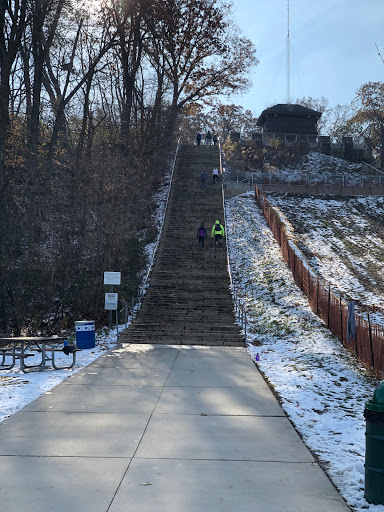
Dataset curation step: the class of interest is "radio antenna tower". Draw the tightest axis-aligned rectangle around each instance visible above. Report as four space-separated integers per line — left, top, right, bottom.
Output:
286 0 291 103
375 42 384 64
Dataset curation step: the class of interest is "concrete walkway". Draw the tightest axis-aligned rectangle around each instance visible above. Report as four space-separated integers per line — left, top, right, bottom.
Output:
0 345 350 511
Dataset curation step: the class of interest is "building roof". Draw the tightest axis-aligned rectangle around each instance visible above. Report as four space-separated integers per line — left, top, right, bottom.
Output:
257 103 322 126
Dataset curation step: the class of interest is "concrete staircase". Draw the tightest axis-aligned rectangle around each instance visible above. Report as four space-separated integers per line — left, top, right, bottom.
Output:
119 144 244 346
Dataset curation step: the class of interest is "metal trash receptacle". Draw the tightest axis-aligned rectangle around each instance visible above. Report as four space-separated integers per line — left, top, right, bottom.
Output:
364 381 384 505
75 320 95 349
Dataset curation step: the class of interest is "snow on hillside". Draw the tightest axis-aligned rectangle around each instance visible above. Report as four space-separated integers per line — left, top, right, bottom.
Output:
225 191 382 512
266 193 384 325
289 151 362 175
226 151 364 184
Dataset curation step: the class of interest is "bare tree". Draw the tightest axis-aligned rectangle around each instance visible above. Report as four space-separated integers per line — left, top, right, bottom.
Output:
27 0 66 174
0 0 27 191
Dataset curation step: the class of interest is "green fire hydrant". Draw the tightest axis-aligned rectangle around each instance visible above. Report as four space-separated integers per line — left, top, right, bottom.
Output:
364 381 384 505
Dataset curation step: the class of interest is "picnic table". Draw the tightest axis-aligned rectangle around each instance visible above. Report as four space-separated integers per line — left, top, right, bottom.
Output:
0 336 79 372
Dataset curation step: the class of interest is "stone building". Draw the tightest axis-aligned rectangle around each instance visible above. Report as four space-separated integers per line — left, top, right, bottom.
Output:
256 103 321 143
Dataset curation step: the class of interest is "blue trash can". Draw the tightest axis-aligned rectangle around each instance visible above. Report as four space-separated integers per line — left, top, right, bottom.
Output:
75 320 95 349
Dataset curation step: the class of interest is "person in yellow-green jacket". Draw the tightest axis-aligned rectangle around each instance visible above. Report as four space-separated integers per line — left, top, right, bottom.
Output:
211 220 224 248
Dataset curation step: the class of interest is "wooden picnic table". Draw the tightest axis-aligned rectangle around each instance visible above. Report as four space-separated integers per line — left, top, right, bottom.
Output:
0 336 79 372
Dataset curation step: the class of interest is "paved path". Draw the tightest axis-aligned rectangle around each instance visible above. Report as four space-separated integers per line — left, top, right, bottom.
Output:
0 344 350 511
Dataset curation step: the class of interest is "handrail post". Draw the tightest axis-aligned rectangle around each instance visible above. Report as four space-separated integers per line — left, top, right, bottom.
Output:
244 309 247 338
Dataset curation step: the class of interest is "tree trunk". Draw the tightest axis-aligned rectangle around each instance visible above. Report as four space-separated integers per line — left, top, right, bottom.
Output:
28 3 45 175
0 82 9 192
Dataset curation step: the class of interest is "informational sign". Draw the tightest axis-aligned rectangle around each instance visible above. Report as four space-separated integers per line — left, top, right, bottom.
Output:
104 272 121 285
105 292 118 310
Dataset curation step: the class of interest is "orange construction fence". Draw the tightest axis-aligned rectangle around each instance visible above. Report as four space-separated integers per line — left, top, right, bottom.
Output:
254 185 384 380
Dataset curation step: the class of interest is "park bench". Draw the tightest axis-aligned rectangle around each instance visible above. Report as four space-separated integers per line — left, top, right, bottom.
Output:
0 346 35 370
0 337 81 372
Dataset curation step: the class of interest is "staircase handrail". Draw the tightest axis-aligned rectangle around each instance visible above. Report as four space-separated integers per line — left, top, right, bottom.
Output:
362 160 384 175
219 138 247 338
122 137 182 326
141 136 182 291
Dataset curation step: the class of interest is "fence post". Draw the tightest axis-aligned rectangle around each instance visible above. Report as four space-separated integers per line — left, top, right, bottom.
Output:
244 309 247 338
316 280 319 315
292 251 296 280
340 296 343 343
368 313 375 371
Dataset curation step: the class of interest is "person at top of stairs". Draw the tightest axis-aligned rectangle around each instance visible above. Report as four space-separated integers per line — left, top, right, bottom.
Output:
205 130 212 146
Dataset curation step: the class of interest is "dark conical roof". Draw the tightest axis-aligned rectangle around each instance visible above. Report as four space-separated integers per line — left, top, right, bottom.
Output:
257 103 322 126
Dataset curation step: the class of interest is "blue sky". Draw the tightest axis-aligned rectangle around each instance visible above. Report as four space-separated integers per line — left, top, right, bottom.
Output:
229 0 384 115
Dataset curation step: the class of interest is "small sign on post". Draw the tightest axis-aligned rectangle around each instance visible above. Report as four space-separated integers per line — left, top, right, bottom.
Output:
104 272 121 285
104 271 121 340
105 292 118 310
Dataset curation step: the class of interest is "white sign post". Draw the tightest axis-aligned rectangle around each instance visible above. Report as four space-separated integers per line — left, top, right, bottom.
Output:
104 271 121 339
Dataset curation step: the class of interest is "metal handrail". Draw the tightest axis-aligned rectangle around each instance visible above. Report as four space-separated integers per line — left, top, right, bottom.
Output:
362 161 384 175
140 136 181 294
219 138 247 338
121 137 182 327
224 171 384 187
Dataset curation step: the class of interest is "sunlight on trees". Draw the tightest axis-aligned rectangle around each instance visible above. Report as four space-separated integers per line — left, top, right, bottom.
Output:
0 0 258 334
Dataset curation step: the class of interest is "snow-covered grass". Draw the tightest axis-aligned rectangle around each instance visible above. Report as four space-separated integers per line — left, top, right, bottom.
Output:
226 150 363 184
226 191 382 512
266 193 384 325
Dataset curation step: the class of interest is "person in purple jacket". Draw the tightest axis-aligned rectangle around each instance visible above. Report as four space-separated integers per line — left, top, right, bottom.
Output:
197 223 208 249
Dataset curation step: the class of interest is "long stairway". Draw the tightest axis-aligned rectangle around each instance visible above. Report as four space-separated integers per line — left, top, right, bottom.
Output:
119 144 244 346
